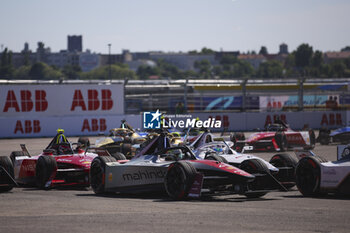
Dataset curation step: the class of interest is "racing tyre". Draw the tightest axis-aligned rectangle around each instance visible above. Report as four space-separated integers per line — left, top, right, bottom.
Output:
240 159 269 198
275 132 287 152
10 151 25 165
165 161 197 200
121 143 132 158
269 153 298 189
78 137 90 147
295 156 321 197
90 156 117 194
230 132 245 143
111 152 127 160
36 156 57 189
318 132 330 145
205 154 228 164
0 156 15 192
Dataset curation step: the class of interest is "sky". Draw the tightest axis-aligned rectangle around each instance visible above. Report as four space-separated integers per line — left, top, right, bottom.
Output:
1 0 350 54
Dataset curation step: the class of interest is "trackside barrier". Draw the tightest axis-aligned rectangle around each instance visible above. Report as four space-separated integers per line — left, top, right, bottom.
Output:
0 111 348 138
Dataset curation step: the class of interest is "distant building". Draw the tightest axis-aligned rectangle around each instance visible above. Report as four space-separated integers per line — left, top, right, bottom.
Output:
324 51 350 64
36 42 50 63
67 35 82 52
125 60 156 72
79 52 100 72
214 51 240 60
238 54 266 69
149 52 217 71
279 43 288 54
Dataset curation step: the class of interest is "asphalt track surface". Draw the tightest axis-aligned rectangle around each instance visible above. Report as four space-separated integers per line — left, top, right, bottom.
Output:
1 136 350 233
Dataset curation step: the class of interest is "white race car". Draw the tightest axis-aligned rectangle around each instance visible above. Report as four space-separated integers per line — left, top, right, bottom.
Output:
295 144 350 196
190 131 298 191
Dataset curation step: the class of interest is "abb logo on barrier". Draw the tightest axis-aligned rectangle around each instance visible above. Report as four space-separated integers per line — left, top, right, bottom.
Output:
14 120 41 134
321 113 342 126
3 90 48 112
71 89 113 111
267 101 282 109
81 118 107 132
2 89 114 113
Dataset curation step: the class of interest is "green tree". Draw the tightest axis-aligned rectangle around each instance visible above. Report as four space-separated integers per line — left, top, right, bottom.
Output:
200 47 215 55
157 59 182 78
311 50 323 67
194 59 212 78
83 63 137 80
295 43 313 68
28 62 63 80
13 65 31 79
341 46 350 52
259 46 268 55
62 65 82 79
137 65 160 79
0 48 14 78
219 55 254 78
256 60 283 78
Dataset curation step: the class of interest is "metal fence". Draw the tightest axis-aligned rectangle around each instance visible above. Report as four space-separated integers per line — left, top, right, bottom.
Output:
125 78 350 114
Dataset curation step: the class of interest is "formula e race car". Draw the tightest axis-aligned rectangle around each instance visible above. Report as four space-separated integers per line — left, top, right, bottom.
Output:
95 120 146 159
190 131 297 189
295 144 350 196
90 132 284 200
317 126 350 145
232 123 316 152
2 129 122 190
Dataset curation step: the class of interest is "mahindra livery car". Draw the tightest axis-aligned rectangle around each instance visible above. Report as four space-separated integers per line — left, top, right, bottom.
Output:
295 144 350 196
232 123 316 152
190 131 297 189
90 133 281 200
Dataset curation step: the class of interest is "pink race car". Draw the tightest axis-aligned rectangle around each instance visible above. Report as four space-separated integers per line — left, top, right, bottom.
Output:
231 123 316 152
0 130 125 192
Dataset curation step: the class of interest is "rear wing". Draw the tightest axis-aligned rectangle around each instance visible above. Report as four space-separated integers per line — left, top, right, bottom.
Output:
20 144 31 157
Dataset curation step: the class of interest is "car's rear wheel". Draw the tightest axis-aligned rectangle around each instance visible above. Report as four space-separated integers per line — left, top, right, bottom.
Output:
164 161 197 200
0 156 15 192
121 143 132 158
295 156 321 197
318 131 330 145
36 156 57 189
205 154 228 163
90 156 117 194
111 152 126 160
10 151 25 165
269 153 298 189
239 159 268 198
78 137 90 148
275 132 287 151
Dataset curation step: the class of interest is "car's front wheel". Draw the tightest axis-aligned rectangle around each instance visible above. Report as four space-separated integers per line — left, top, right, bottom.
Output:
239 159 268 198
36 156 57 189
90 156 117 194
0 156 15 192
164 161 197 200
295 156 321 197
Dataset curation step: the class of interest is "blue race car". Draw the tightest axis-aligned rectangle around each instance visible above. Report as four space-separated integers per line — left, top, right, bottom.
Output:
317 126 350 145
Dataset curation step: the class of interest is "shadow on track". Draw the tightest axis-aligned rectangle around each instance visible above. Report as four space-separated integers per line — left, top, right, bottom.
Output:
76 191 281 203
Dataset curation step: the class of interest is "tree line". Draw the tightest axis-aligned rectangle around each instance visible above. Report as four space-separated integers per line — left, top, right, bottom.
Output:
1 44 350 80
